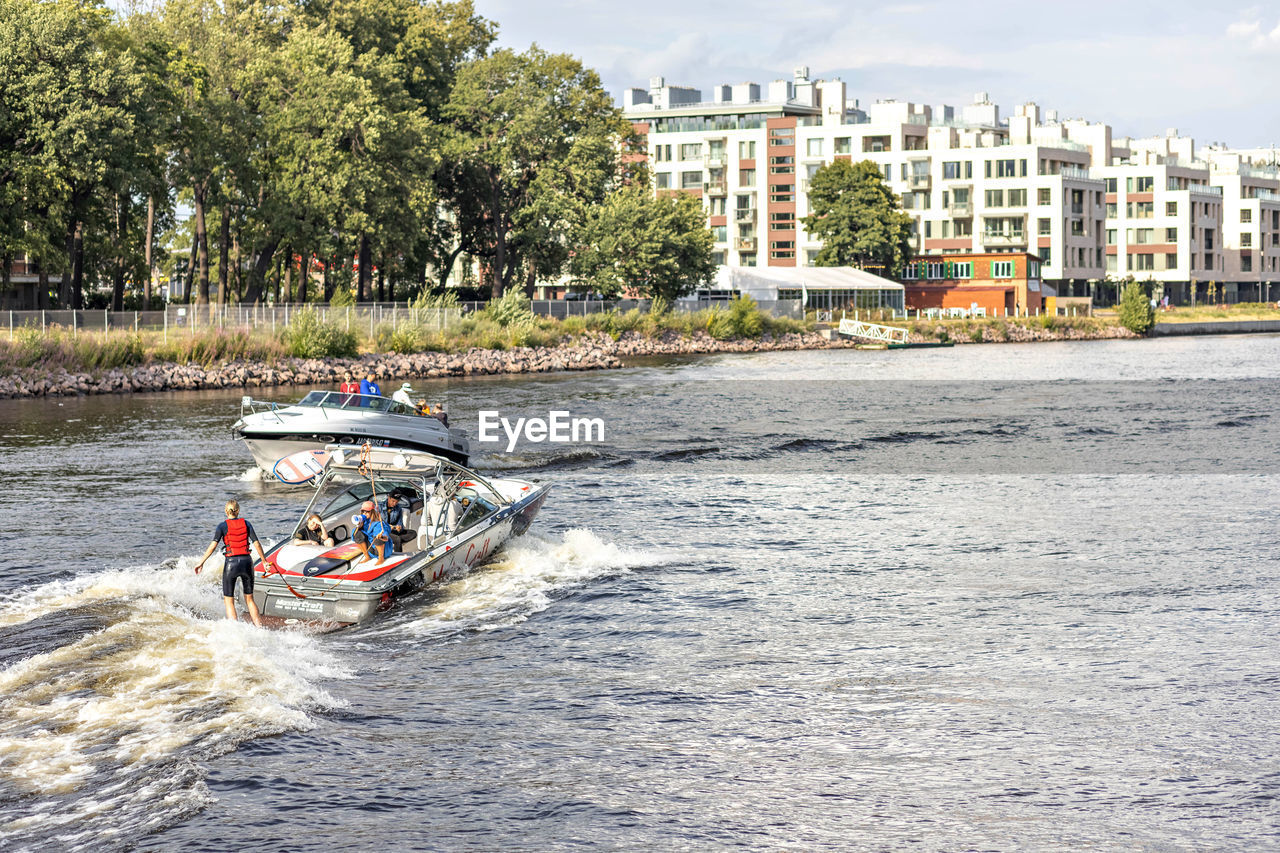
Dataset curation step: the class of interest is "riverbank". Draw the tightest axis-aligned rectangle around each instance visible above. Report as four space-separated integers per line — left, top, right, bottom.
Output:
0 330 859 398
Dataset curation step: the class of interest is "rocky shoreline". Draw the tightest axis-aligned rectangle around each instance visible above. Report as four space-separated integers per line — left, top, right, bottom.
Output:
0 323 1139 399
0 331 855 399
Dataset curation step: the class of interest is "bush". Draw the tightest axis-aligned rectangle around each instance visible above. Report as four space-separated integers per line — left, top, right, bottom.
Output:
283 306 358 358
329 287 356 307
484 289 537 329
1118 280 1155 335
728 295 764 338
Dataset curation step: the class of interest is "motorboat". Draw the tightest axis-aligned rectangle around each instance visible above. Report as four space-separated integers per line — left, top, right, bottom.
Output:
233 391 471 477
252 443 550 626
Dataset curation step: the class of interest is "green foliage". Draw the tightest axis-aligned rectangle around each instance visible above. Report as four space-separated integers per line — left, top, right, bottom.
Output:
438 46 633 296
282 306 358 357
1118 280 1155 335
571 184 716 302
483 288 537 329
330 286 356 307
802 160 915 275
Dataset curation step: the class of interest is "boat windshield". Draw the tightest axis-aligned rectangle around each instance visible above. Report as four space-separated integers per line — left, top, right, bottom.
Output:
294 391 420 416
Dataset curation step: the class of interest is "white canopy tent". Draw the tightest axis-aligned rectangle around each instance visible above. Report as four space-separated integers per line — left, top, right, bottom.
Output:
710 265 905 312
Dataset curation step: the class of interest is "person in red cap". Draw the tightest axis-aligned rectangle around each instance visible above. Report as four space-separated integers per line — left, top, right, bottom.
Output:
351 499 392 564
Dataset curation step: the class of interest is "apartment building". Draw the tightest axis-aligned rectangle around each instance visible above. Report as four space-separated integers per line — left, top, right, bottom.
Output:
623 70 1280 305
624 71 1104 301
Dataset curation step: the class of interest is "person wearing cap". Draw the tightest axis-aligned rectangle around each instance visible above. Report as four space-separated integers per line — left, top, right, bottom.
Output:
194 499 267 626
351 499 392 564
380 492 416 551
359 371 382 401
392 382 415 407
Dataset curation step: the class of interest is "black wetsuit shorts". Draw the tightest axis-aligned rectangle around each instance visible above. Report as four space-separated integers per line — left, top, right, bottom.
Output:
222 555 255 597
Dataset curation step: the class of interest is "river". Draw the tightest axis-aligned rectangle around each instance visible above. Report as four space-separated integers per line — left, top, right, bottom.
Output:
1 335 1279 850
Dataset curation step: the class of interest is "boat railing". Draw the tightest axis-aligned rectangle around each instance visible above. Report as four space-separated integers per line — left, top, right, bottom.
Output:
240 395 286 423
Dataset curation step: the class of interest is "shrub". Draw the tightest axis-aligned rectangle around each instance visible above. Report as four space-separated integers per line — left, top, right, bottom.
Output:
728 295 764 338
484 289 537 329
329 286 356 307
283 306 358 358
1118 280 1155 335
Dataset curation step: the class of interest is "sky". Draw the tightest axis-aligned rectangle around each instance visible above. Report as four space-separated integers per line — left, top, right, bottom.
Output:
476 0 1280 150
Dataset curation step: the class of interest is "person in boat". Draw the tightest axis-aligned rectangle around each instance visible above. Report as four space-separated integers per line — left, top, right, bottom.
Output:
352 499 392 564
193 499 267 627
359 371 382 403
339 371 359 402
392 382 415 407
293 513 335 547
381 492 416 551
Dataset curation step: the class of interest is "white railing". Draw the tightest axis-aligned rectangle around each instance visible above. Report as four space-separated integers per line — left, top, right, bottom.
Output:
837 318 909 344
4 304 460 336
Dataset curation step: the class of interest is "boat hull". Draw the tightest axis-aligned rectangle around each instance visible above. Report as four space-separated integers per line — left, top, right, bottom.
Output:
251 484 550 626
240 431 468 474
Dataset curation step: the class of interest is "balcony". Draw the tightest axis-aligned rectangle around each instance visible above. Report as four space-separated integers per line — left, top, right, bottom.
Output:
706 179 727 196
1071 203 1084 215
982 230 1027 246
704 153 727 169
948 202 973 217
908 173 931 189
734 207 757 223
735 237 756 251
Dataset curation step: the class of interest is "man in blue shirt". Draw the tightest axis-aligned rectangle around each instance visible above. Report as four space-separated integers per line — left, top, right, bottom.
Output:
359 371 382 402
352 500 393 564
381 492 416 551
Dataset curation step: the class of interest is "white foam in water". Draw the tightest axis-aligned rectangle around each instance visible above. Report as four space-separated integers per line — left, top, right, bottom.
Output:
0 559 353 847
391 528 670 638
224 466 264 482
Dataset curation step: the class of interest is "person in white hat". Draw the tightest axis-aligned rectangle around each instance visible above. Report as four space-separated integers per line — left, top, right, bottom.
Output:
392 382 415 406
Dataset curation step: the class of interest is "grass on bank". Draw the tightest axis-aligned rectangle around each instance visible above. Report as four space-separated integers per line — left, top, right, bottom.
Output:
0 296 810 373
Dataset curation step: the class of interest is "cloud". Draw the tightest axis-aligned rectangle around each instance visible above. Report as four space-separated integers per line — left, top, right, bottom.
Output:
1226 16 1280 49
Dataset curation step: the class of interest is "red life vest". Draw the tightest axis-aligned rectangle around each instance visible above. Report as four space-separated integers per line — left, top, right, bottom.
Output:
224 518 251 556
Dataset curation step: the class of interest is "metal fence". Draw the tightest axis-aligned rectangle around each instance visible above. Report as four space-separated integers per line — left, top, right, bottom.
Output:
3 304 460 338
3 296 805 339
458 298 804 320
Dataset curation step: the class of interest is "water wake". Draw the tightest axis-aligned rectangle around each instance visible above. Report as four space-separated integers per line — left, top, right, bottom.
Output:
0 560 352 849
223 466 264 482
388 529 669 639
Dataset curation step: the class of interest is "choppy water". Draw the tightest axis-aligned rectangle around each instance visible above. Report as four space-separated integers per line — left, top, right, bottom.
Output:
2 336 1280 850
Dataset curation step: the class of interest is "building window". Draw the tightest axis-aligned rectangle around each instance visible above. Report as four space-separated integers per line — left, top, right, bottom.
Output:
1242 255 1253 272
805 249 820 266
834 137 850 154
1038 188 1051 205
806 138 823 157
990 260 1013 278
1127 201 1154 218
769 128 794 146
1128 253 1155 271
1165 226 1177 242
1040 247 1052 266
740 253 756 267
1071 219 1085 236
712 225 727 242
985 189 1005 207
943 161 961 180
1241 209 1253 223
1166 201 1177 216
769 185 794 203
679 143 702 160
1242 233 1253 247
1127 228 1153 244
1165 253 1177 270
740 169 755 187
769 212 795 231
681 171 703 190
655 172 672 189
953 261 973 279
1128 176 1154 192
1008 189 1027 207
1104 177 1117 193
654 145 672 162
1038 218 1051 235
738 141 756 159
711 251 726 266
1106 228 1116 244
1106 202 1117 218
902 264 917 280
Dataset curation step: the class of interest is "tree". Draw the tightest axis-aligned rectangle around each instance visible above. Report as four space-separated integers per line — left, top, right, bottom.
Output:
570 184 715 302
801 159 914 274
438 46 633 298
1118 278 1155 335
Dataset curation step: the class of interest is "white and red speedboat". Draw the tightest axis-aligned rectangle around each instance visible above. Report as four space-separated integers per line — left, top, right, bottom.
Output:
252 444 549 626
